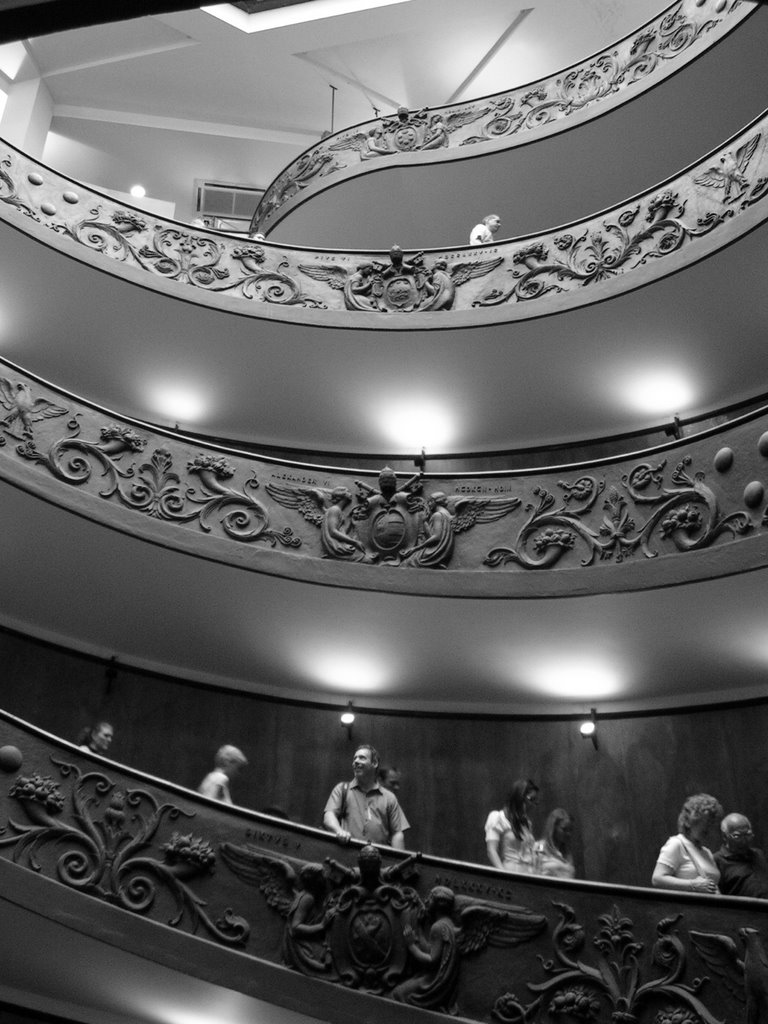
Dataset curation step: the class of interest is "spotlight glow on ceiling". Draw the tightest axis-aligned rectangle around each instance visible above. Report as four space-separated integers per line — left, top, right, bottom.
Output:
130 184 147 198
379 398 456 451
311 650 386 692
621 370 694 416
528 657 621 700
146 384 208 424
202 0 415 34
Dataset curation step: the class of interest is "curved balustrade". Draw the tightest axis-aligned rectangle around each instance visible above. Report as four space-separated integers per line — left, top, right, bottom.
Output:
2 106 768 328
2 357 768 599
0 709 766 1024
252 0 754 237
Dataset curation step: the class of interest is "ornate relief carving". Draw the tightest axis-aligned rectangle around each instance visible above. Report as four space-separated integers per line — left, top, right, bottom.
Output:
485 457 753 571
10 413 300 548
299 246 502 312
505 903 724 1024
0 378 68 439
221 841 546 1012
1 761 250 945
691 927 768 1023
252 0 746 233
267 467 520 567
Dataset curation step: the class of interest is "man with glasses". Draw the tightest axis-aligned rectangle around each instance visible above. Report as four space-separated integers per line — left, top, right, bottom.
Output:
714 813 768 898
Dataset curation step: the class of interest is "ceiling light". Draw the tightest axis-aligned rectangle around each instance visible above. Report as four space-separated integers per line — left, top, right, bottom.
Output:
146 384 208 425
379 398 455 451
130 184 147 198
621 370 694 416
202 0 415 34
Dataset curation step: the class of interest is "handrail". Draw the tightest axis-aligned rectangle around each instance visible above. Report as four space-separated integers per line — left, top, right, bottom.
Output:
1 354 768 598
2 103 768 328
0 707 765 1024
252 0 754 236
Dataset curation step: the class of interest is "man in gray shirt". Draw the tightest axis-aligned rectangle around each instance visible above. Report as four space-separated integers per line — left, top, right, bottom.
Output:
324 744 409 849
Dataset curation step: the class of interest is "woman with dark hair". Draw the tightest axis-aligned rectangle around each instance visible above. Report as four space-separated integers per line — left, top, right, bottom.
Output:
484 779 539 873
77 721 113 755
652 793 723 893
534 808 576 879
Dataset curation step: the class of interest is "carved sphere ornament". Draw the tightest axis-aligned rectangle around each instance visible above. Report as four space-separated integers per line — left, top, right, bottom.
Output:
0 746 22 772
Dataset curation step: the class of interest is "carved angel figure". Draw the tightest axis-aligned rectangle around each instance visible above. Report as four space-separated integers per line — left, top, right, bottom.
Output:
690 926 768 1024
0 379 68 439
265 482 370 561
220 843 336 977
329 126 391 161
694 133 761 203
392 884 547 1013
402 490 521 569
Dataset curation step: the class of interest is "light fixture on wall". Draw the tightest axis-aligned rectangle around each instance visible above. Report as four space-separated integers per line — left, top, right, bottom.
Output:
340 701 355 739
580 708 598 750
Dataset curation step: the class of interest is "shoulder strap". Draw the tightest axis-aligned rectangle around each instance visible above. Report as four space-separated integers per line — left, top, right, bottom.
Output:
340 781 348 821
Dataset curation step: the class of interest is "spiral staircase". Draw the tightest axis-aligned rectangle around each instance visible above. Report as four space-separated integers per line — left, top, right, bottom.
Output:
2 1 768 1022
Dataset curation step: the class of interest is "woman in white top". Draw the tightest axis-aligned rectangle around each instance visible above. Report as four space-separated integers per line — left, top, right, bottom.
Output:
534 808 576 880
485 779 539 873
652 793 723 893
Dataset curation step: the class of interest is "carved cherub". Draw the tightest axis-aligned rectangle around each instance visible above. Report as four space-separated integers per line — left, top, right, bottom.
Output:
690 927 768 1024
694 133 761 203
265 482 371 562
422 256 504 311
220 843 336 977
393 885 547 1013
402 490 521 569
329 125 391 160
0 379 68 439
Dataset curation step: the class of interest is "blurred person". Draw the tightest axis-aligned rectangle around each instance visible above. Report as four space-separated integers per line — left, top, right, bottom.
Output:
198 745 248 804
484 778 539 873
715 812 768 898
77 721 114 755
534 808 576 879
378 765 402 793
469 213 501 246
652 793 722 893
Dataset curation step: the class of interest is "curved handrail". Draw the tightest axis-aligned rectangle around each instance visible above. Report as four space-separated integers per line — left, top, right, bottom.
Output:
2 105 768 329
1 355 768 599
0 708 765 1024
252 0 753 236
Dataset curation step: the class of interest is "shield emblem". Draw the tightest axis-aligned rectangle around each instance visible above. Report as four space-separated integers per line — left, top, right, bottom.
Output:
371 508 407 552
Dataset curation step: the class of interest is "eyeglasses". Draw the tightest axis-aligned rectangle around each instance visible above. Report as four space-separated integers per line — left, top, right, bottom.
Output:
727 829 753 840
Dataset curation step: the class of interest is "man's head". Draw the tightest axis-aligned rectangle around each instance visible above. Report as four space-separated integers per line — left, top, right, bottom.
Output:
214 744 248 779
352 744 379 784
378 766 401 793
90 722 113 753
721 813 754 853
483 214 501 235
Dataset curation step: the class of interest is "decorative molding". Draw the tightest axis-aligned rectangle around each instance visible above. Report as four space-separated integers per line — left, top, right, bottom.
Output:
3 361 768 597
3 107 768 327
252 0 753 235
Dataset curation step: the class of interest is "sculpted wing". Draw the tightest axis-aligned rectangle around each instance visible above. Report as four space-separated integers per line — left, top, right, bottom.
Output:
328 132 369 154
219 842 299 917
735 133 760 172
455 894 547 954
694 166 727 190
29 398 68 422
452 496 521 534
445 107 491 132
0 378 17 411
265 482 329 527
689 930 745 1002
449 258 504 286
297 264 348 289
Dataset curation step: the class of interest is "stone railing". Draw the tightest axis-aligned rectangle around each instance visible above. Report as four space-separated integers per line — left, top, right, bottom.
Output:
251 0 753 236
3 103 768 328
3 357 768 599
1 709 766 1024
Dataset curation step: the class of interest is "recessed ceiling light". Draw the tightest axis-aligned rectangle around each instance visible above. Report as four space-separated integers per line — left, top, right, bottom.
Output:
130 184 147 198
378 398 456 451
146 384 208 424
621 370 694 416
